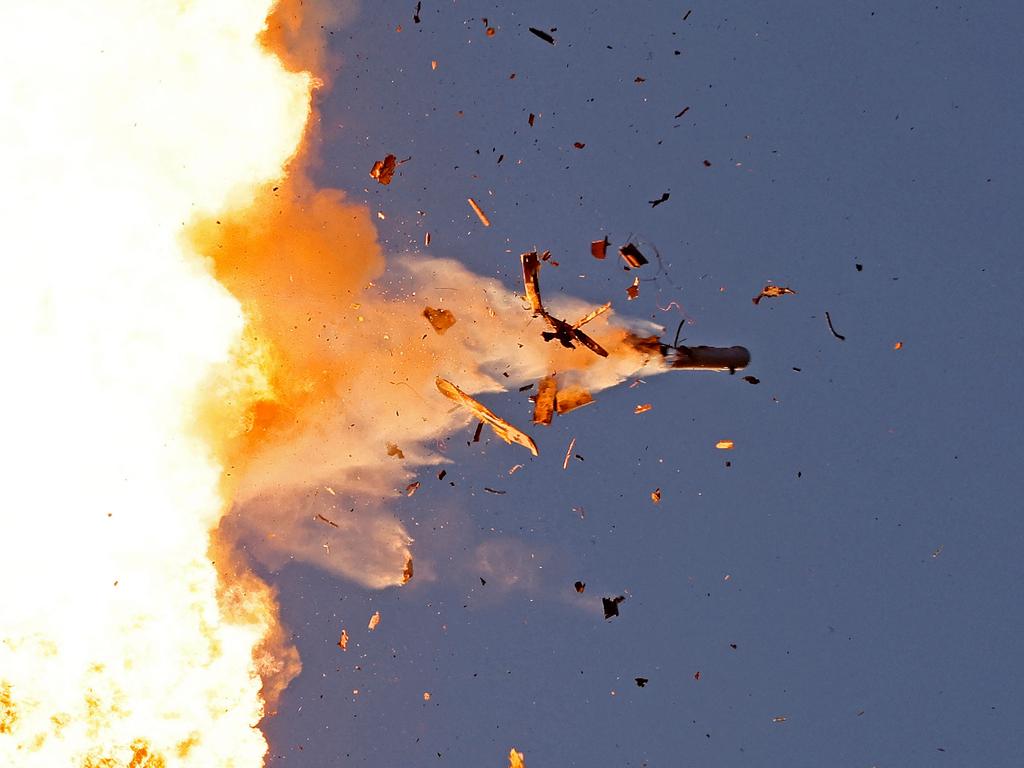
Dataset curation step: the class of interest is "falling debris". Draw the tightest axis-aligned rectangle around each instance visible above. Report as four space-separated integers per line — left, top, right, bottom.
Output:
423 691 431 701
627 276 640 300
602 595 626 619
715 440 735 450
472 421 484 443
528 26 555 44
825 311 846 340
508 748 527 768
634 76 646 84
369 154 398 185
752 284 796 305
521 251 609 356
528 112 535 127
484 487 507 495
555 386 593 414
574 581 586 593
424 231 432 245
368 611 381 631
413 1 421 23
634 403 652 414
573 142 586 149
562 437 576 470
423 306 457 334
337 629 349 651
742 375 760 385
894 341 903 350
651 488 661 504
386 442 405 459
648 192 670 207
402 557 414 584
405 481 421 496
590 236 610 259
619 242 649 268
436 377 539 456
533 376 557 425
316 513 339 528
635 677 649 688
467 197 491 227
674 106 691 118
772 716 788 724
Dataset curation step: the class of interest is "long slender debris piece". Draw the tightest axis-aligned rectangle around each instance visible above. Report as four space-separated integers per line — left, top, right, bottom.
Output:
467 197 491 227
626 334 751 372
436 377 539 456
521 250 544 315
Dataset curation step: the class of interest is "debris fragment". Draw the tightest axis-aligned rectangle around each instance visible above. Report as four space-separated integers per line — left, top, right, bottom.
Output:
648 192 670 207
619 242 649 268
751 284 796 305
467 197 491 227
423 691 431 701
533 376 557 425
590 235 610 259
825 311 846 340
437 469 447 480
634 403 652 414
574 581 586 593
674 106 691 118
627 276 640 300
316 513 339 528
634 76 646 84
683 9 693 20
555 385 593 414
562 437 576 470
715 440 735 450
436 377 539 456
386 442 405 459
694 671 700 680
742 375 760 385
369 154 398 185
528 27 555 44
573 142 586 149
423 306 457 334
521 251 610 356
635 677 649 687
508 464 524 474
368 611 381 631
509 748 526 768
528 112 535 127
337 629 349 651
402 557 414 584
893 341 903 350
413 2 421 23
424 231 432 245
484 487 507 495
772 715 788 724
651 488 661 504
472 421 484 443
405 481 421 496
602 595 625 619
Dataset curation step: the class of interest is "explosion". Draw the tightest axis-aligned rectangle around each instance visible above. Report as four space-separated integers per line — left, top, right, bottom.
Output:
1 2 744 765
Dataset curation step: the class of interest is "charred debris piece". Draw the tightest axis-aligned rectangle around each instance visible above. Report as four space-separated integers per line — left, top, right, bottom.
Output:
369 153 406 185
603 595 626 619
531 375 594 426
521 250 610 357
436 377 539 456
423 306 456 334
619 242 649 269
590 235 610 259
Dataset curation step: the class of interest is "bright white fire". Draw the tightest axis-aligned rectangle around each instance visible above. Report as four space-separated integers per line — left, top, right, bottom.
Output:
0 1 311 764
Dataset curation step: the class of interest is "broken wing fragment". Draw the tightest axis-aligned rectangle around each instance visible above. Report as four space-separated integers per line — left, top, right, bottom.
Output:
436 377 539 456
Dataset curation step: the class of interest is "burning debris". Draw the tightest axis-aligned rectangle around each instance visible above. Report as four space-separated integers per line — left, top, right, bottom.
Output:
521 251 610 357
467 197 491 227
423 306 457 334
590 235 610 259
369 153 398 185
626 276 640 300
402 557 414 584
436 377 538 456
752 284 796 305
619 242 649 268
368 611 381 631
338 629 349 651
509 748 527 768
532 376 594 425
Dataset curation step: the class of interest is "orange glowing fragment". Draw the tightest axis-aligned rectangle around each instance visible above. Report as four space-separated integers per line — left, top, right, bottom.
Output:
533 376 557 425
634 403 652 414
509 748 526 768
627 276 640 300
338 629 349 651
435 377 538 456
894 341 903 350
651 488 661 504
368 611 381 631
402 557 414 584
752 284 796 305
369 154 398 185
423 691 432 701
431 60 438 70
591 235 610 259
405 481 421 497
555 385 593 415
715 440 735 450
387 442 405 459
467 197 491 227
423 306 457 334
772 715 788 723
